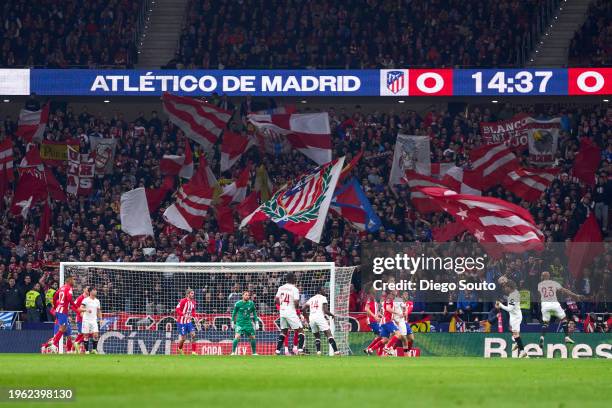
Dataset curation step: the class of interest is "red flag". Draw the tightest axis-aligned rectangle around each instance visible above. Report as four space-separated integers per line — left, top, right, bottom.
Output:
216 206 235 233
441 166 483 195
249 221 266 241
432 221 467 242
572 138 601 186
237 191 260 218
146 176 175 212
417 187 544 253
220 131 255 172
160 139 194 179
468 143 519 189
502 167 558 202
36 200 51 241
402 171 446 213
567 213 604 278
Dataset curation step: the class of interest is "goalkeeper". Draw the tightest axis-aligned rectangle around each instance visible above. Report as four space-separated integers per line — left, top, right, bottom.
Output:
231 290 259 355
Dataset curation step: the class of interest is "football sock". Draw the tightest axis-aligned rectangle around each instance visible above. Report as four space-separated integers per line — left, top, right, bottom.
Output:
52 331 63 347
297 333 305 350
315 338 321 352
367 337 381 350
232 338 239 353
276 334 285 352
92 339 98 352
515 336 524 351
250 338 257 354
328 337 338 352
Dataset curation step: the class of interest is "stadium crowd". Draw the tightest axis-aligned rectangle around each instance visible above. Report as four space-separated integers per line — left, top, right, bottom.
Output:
172 0 549 69
0 98 610 330
0 0 143 68
568 0 610 67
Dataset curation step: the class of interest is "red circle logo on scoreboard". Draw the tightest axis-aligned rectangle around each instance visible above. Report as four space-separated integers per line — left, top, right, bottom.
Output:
568 68 612 95
408 69 453 96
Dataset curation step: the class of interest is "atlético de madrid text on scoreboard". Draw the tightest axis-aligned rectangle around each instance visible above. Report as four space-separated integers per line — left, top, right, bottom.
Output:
0 68 609 96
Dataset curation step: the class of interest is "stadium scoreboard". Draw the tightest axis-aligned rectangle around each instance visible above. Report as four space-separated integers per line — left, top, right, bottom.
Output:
0 68 609 96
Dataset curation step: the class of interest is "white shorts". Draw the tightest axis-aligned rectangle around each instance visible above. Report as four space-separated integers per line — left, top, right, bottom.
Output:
81 320 99 334
509 315 522 332
280 314 303 330
541 302 565 322
309 316 330 333
396 320 407 336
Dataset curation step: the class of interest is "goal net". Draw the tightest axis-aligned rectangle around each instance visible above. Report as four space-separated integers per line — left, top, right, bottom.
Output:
59 262 355 356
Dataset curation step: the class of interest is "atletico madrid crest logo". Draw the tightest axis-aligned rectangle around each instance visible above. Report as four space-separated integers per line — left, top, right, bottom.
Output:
386 71 405 94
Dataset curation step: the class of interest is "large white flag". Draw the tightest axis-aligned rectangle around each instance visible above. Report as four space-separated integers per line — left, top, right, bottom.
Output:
389 134 431 185
121 188 154 236
527 118 561 166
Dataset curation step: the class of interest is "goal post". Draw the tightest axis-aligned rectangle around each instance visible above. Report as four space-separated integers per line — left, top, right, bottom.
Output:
58 262 355 355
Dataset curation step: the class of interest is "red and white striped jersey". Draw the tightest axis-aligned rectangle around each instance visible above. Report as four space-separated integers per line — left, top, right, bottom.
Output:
54 284 74 315
404 300 414 320
175 298 197 324
363 300 379 324
382 299 395 324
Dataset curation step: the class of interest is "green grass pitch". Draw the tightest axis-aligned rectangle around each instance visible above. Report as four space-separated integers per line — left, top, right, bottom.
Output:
1 355 610 408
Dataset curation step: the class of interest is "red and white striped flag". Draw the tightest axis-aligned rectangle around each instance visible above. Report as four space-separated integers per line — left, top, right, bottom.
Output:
441 166 483 195
219 165 251 206
502 167 559 202
160 139 194 179
240 157 345 243
163 164 215 232
416 187 544 253
15 103 50 143
0 139 13 196
220 131 255 172
162 93 232 150
402 171 445 213
247 112 332 165
469 143 518 189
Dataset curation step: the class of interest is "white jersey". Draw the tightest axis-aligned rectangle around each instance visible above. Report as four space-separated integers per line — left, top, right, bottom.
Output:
276 283 300 317
538 280 562 303
500 290 521 317
392 301 405 325
306 294 328 319
81 297 100 322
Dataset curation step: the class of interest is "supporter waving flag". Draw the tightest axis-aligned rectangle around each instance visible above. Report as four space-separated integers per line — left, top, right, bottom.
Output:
162 92 232 150
220 131 255 172
163 162 215 232
416 187 544 253
468 143 519 189
330 177 382 232
15 102 50 143
160 138 194 179
502 167 559 202
240 157 344 243
247 112 332 165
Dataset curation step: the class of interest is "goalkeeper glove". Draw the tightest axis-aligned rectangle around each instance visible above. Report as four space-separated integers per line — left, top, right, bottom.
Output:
230 321 235 330
254 321 259 330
